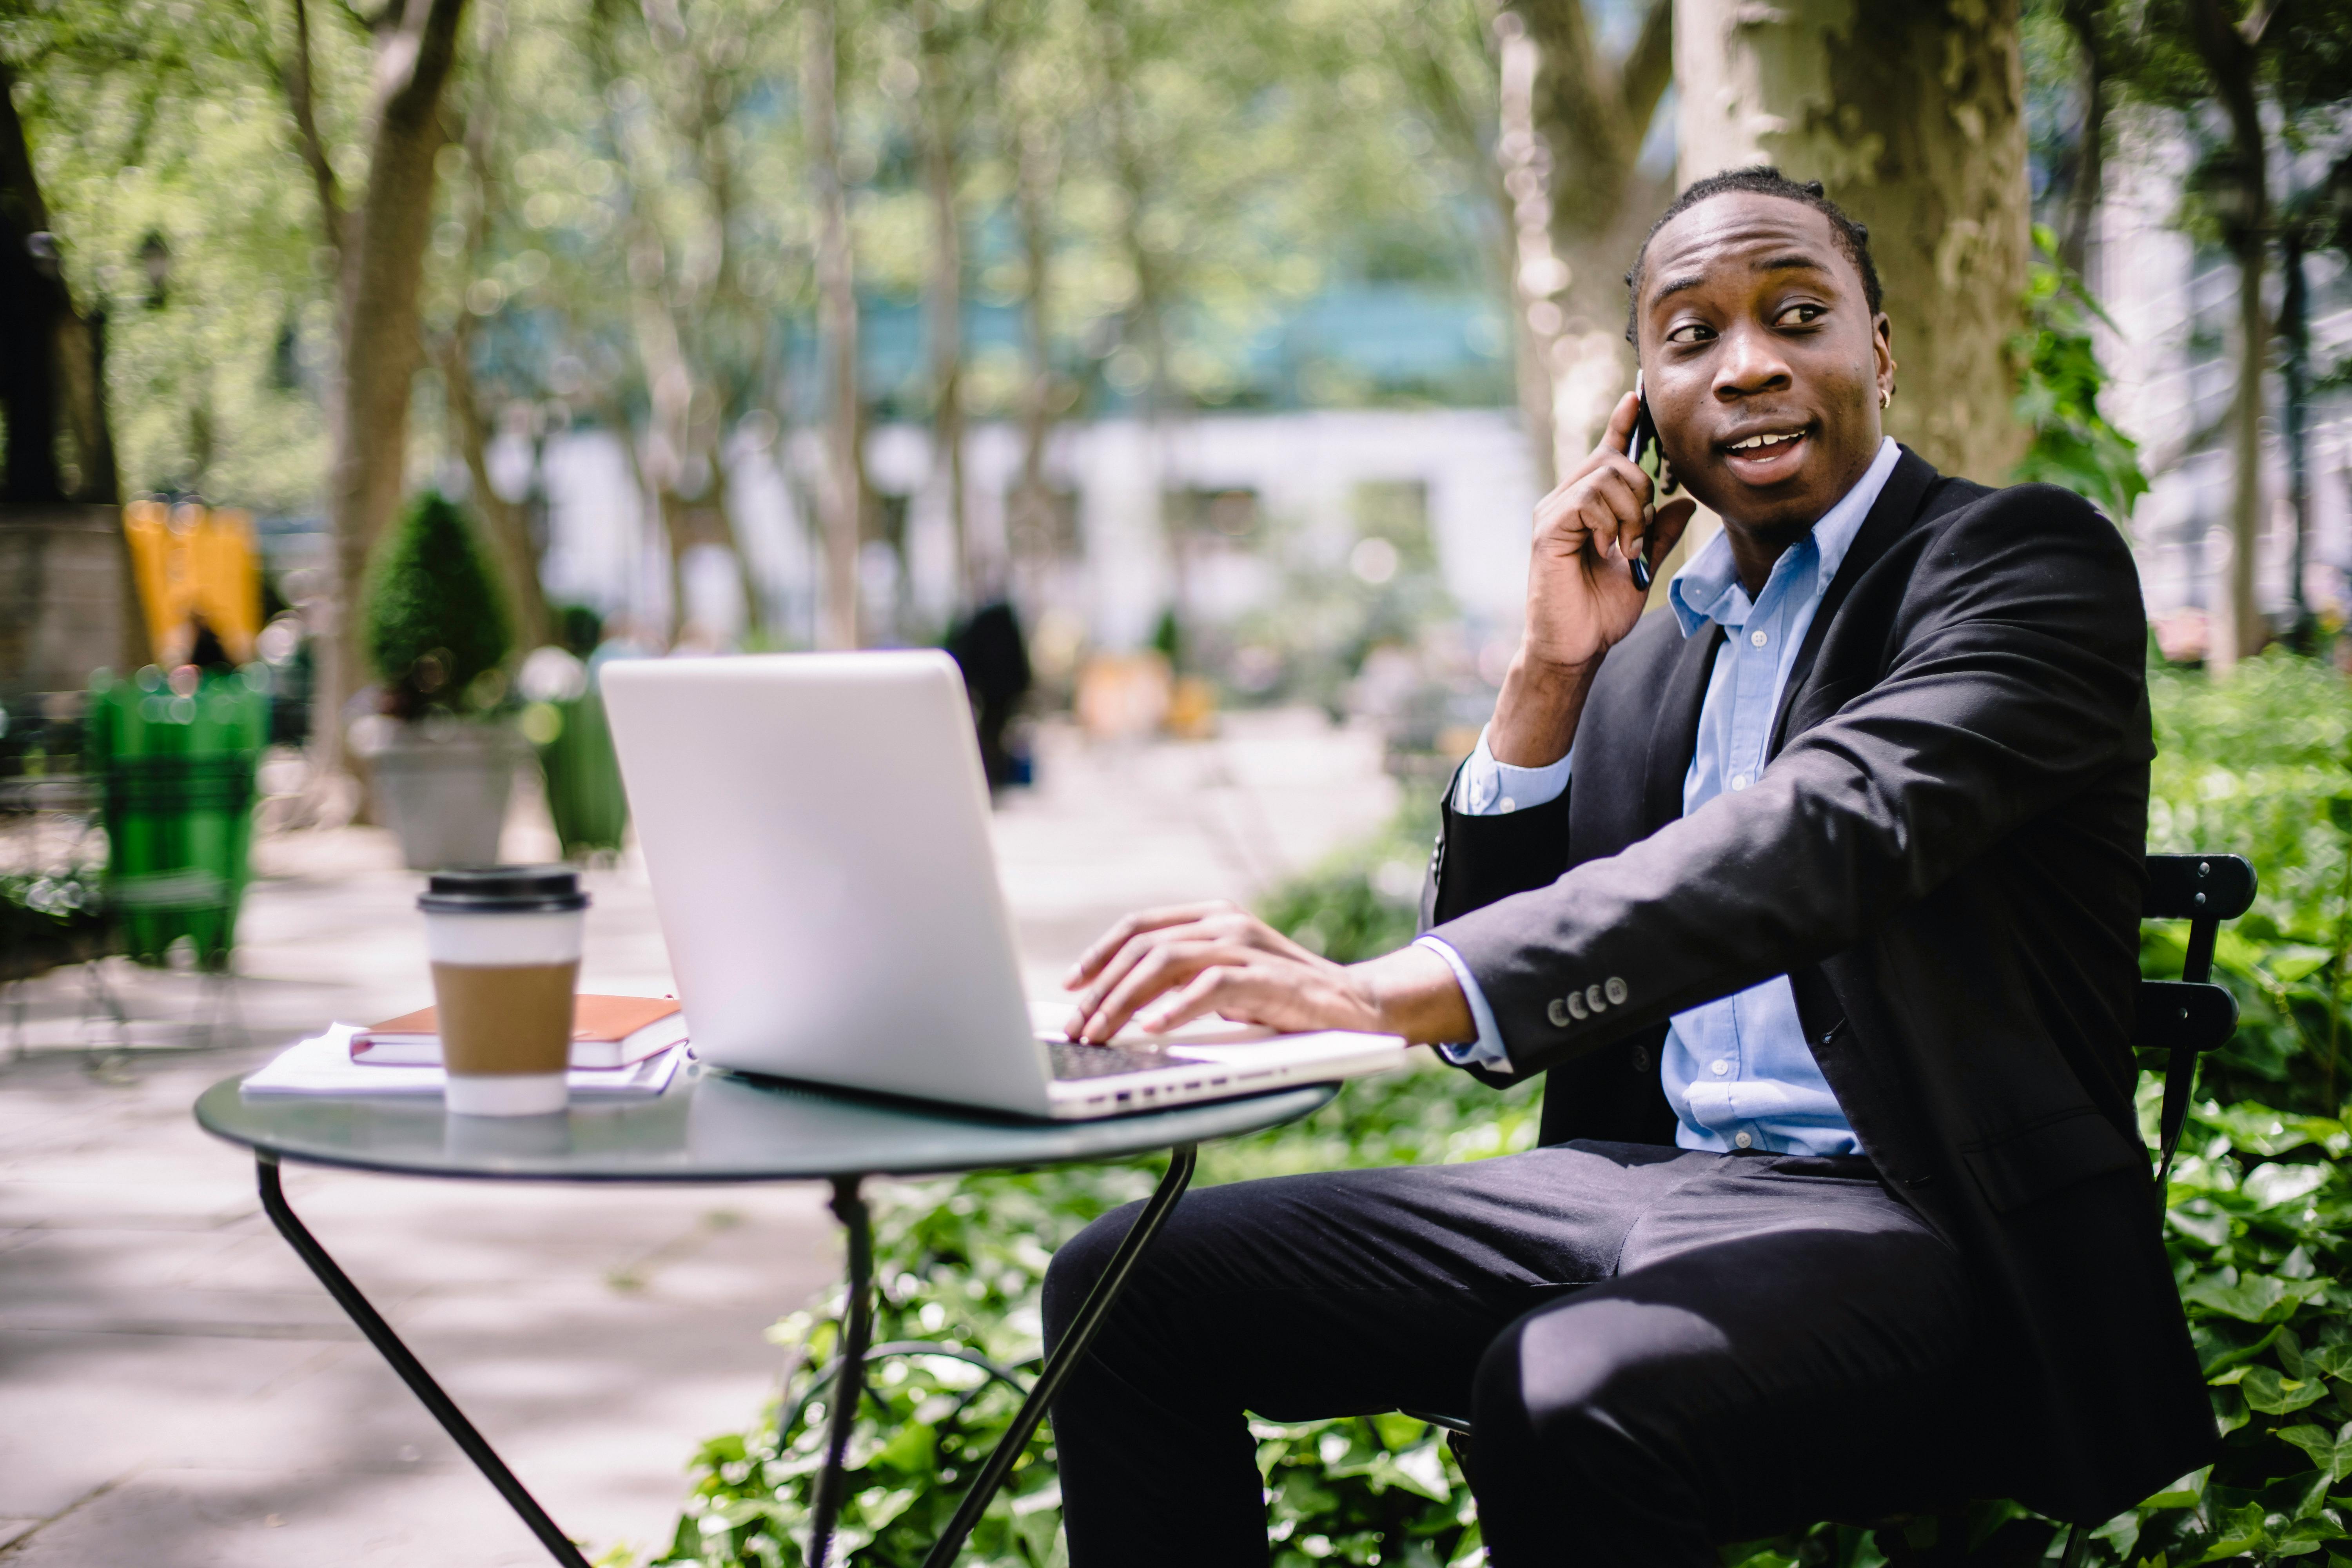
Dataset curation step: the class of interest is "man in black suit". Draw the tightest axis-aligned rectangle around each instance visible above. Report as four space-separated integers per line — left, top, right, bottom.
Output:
1045 168 2211 1565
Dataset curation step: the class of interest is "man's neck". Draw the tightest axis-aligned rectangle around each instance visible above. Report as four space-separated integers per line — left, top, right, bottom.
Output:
1714 445 1885 598
1721 520 1810 600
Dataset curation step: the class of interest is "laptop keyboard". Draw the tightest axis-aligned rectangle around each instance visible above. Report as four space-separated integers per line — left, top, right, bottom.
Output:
1046 1038 1184 1081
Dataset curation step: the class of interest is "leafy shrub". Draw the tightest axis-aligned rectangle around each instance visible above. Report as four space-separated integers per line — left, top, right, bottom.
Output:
362 490 514 721
2148 654 2352 1111
0 864 109 981
653 653 2352 1568
1255 797 1439 964
652 1063 1539 1568
1722 1086 2352 1568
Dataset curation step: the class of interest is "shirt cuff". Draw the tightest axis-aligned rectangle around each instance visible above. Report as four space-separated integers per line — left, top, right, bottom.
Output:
1452 726 1573 816
1414 936 1512 1073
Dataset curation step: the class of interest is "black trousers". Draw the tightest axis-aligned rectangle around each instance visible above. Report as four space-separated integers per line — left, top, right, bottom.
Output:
1041 1140 1985 1567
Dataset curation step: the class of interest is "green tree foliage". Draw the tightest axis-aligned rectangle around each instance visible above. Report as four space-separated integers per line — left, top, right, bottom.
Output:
361 490 514 719
2062 0 2352 663
2011 227 2149 522
0 0 341 505
7 0 1509 534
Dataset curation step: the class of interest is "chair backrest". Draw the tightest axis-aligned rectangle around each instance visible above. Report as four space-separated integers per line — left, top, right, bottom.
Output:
2138 853 2258 1193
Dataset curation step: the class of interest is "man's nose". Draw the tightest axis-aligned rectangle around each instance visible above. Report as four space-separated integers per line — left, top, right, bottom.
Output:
1712 323 1793 399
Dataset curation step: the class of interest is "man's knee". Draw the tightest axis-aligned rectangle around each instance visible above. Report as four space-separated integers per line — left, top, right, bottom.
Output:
1042 1199 1143 1351
1472 1292 1737 1511
1469 1296 1728 1566
1476 1294 1718 1454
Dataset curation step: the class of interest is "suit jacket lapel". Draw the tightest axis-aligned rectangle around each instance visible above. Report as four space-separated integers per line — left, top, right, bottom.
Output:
1768 446 1942 755
1642 621 1722 836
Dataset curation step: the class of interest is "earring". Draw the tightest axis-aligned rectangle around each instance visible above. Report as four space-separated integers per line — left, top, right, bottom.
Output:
1880 387 1892 410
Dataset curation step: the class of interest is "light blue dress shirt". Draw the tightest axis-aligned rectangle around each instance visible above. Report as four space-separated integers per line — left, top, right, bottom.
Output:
1418 436 1901 1156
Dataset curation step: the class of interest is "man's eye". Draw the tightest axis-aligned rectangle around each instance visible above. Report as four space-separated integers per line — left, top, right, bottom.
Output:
1775 304 1825 327
1664 322 1714 345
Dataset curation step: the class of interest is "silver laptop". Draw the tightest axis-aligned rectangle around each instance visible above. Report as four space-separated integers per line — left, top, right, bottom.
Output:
601 651 1407 1119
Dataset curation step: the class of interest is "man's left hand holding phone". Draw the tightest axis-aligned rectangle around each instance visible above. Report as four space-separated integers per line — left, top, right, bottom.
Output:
1483 382 1699 773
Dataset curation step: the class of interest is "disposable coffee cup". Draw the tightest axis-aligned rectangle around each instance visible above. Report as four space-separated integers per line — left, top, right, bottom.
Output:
418 867 590 1117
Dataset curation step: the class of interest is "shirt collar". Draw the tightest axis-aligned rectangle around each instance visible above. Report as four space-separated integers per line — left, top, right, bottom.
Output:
1668 437 1902 637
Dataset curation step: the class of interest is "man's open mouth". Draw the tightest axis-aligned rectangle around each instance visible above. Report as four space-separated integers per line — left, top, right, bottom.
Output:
1719 424 1814 479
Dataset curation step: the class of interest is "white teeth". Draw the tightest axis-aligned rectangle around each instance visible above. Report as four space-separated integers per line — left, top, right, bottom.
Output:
1731 431 1802 452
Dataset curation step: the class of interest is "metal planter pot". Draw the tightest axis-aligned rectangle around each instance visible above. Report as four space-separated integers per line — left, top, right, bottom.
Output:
369 720 524 871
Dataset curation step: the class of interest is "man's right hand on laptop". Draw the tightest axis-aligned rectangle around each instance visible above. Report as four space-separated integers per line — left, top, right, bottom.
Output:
1062 900 1472 1047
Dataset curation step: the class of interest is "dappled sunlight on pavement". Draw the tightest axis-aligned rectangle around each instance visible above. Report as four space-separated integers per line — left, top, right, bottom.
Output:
0 708 1398 1565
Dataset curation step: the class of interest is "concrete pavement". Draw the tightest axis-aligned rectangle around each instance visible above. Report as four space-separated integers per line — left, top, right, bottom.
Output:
0 710 1397 1565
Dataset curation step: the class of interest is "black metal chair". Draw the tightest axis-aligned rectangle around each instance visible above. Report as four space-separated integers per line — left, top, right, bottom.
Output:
1399 851 2258 1566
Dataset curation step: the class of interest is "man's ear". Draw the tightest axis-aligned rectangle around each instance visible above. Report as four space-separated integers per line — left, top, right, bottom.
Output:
1873 313 1897 400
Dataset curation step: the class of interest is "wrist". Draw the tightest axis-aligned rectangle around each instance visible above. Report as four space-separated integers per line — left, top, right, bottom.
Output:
1488 651 1600 769
1348 946 1474 1046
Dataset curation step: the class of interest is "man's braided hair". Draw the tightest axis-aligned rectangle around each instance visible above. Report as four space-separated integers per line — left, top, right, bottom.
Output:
1622 166 1883 345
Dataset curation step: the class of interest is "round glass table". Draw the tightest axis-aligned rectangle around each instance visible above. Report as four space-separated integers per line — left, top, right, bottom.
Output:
197 1059 1335 1568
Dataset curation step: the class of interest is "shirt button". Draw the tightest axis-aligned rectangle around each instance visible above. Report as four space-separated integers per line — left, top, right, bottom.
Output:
1711 1059 1730 1076
1735 1132 1754 1149
1730 774 1750 791
1750 629 1769 647
1498 796 1516 813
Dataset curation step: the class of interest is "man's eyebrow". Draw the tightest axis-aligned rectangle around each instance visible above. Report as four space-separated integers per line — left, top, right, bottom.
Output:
1650 272 1708 306
1753 252 1833 277
1647 252 1838 310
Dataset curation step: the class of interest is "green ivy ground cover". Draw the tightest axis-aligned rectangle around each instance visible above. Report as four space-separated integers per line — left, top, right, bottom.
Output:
640 651 2352 1568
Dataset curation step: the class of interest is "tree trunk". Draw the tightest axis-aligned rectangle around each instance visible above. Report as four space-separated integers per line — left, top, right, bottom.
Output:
1096 4 1174 652
2186 0 2270 670
0 65 122 510
806 0 861 650
1516 0 1674 467
441 0 549 652
2217 228 2269 668
0 59 146 672
922 17 971 607
1010 107 1060 588
1674 0 2032 485
0 58 66 507
2056 0 2105 280
440 325 550 649
2283 227 2312 647
690 51 765 643
318 0 472 770
1493 13 1564 489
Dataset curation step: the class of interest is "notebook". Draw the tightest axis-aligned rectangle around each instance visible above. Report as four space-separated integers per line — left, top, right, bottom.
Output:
351 995 687 1069
247 1026 684 1098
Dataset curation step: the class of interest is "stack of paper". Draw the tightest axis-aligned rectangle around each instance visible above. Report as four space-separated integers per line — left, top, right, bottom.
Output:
241 1025 684 1099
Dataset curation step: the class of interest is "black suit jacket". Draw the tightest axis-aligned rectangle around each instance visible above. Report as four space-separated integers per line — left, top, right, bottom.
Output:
1421 448 2211 1521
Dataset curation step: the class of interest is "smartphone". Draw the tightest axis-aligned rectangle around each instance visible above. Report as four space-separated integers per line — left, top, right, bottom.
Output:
1625 374 1669 592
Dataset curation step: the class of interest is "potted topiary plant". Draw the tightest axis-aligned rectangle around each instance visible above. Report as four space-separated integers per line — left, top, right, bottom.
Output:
356 490 522 869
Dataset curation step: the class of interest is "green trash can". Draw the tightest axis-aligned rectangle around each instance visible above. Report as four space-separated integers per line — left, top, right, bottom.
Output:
85 666 268 969
526 690 629 860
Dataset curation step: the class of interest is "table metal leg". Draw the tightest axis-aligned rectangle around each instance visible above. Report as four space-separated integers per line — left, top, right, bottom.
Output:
808 1175 874 1568
254 1154 591 1568
919 1142 1198 1568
